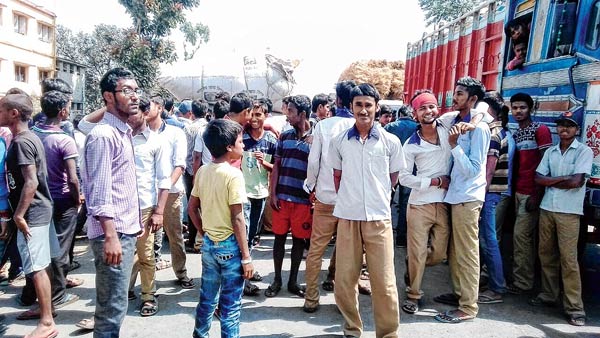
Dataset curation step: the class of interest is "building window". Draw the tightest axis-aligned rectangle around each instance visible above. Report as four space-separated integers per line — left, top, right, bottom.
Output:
15 65 27 82
39 70 50 82
13 13 27 35
62 62 67 72
38 23 52 42
69 64 74 74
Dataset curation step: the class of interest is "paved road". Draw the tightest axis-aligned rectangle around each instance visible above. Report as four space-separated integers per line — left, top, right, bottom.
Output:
1 235 599 338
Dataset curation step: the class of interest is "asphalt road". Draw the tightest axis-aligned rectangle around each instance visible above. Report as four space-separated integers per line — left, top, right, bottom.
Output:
1 234 599 338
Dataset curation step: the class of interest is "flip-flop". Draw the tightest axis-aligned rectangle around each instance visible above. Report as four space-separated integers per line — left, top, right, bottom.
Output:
433 293 459 306
66 277 84 288
567 314 586 326
434 310 475 324
17 308 57 320
75 317 94 330
477 290 503 304
264 282 282 297
24 327 58 338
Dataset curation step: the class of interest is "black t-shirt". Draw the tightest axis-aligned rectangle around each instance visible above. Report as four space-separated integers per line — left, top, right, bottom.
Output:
6 131 53 227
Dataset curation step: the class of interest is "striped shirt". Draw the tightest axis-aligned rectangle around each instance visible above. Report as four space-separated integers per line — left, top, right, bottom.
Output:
83 113 142 239
488 121 510 193
275 128 311 204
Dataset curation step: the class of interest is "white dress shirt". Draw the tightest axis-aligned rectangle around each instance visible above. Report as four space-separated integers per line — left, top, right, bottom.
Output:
193 131 213 166
304 116 355 205
158 122 187 193
133 127 172 209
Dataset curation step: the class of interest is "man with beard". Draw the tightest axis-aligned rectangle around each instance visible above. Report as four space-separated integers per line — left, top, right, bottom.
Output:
399 91 452 315
83 67 143 337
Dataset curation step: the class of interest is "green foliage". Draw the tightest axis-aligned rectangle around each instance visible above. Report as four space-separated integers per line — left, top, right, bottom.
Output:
418 0 482 27
56 0 209 111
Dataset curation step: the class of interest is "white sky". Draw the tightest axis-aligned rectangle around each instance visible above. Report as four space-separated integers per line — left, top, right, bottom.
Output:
38 0 427 96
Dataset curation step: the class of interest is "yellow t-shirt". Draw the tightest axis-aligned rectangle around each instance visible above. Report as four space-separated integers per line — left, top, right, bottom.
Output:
191 162 247 242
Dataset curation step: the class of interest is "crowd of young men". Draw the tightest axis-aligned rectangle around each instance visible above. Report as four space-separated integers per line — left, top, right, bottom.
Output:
0 67 593 338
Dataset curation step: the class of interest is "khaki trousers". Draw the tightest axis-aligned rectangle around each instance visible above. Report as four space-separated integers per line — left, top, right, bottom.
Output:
448 201 482 317
406 203 449 299
335 219 398 338
538 210 585 316
304 201 338 307
512 192 539 290
130 207 156 301
164 192 189 281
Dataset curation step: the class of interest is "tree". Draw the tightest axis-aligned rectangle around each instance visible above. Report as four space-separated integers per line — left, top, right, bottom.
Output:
418 0 482 27
56 0 209 110
338 60 405 100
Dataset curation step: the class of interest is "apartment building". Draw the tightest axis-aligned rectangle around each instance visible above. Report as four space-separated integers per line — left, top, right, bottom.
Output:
56 57 86 115
0 0 56 97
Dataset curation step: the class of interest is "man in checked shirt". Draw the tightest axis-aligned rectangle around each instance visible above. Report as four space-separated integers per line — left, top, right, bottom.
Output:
83 67 143 337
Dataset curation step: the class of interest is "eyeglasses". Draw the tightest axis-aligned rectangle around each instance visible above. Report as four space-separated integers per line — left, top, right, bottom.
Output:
114 87 143 96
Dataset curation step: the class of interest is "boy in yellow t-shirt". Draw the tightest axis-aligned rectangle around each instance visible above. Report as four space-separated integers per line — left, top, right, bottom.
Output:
188 119 254 337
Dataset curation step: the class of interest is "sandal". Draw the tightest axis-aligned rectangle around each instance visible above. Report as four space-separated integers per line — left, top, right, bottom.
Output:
528 297 555 307
288 284 306 298
401 299 419 314
433 293 459 306
434 309 475 324
155 259 172 271
477 290 503 304
567 314 586 326
75 317 94 330
358 283 372 296
243 281 260 296
360 269 370 280
506 283 529 295
322 279 334 292
53 293 79 309
17 308 57 320
250 271 263 282
264 282 282 297
140 299 158 317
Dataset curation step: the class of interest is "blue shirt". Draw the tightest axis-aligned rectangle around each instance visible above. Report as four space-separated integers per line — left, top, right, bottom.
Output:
444 120 491 204
334 107 354 119
384 117 418 144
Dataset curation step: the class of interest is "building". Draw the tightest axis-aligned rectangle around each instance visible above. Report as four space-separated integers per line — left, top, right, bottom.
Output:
56 57 86 116
0 0 56 97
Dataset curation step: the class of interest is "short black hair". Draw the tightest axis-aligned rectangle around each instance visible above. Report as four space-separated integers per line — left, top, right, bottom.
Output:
100 68 135 101
150 95 164 108
138 95 151 113
215 91 231 103
41 78 73 95
259 97 273 114
397 105 412 118
164 98 174 111
504 18 528 37
484 91 509 128
213 100 230 119
252 100 269 115
0 94 34 122
335 80 357 109
203 119 242 158
379 104 396 119
41 90 70 118
510 92 534 109
350 83 380 104
192 99 209 118
289 95 311 118
229 92 252 114
311 93 329 113
6 87 27 95
455 77 485 101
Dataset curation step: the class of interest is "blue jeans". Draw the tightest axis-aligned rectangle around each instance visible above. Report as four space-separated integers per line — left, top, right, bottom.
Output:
91 233 136 338
194 235 244 338
243 197 266 247
479 193 506 293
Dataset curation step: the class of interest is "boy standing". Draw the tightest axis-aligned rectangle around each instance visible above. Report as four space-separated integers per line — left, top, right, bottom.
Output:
0 93 58 338
266 95 313 298
188 119 254 337
532 112 592 326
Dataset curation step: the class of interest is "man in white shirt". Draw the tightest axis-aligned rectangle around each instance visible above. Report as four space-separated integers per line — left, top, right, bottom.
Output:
398 92 452 315
145 95 194 289
126 101 171 316
330 83 405 338
302 84 355 313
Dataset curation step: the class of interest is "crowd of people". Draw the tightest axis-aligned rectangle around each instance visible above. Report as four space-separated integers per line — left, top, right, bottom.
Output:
0 65 593 338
